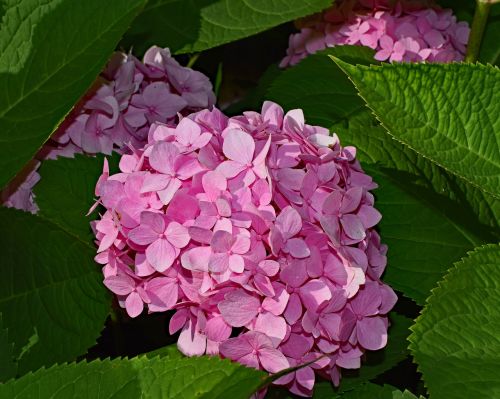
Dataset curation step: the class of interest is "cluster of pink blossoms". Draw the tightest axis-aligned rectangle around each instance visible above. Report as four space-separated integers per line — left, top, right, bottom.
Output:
281 0 469 67
93 100 396 396
1 46 215 213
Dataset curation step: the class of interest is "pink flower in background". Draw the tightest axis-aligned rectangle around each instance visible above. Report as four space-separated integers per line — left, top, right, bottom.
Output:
91 100 396 396
281 0 469 67
1 46 215 213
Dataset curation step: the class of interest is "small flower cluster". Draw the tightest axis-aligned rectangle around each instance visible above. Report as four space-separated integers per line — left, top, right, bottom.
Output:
281 0 469 67
1 46 215 213
93 101 396 396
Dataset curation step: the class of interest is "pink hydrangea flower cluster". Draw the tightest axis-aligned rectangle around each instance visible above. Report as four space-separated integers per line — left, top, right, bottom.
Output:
92 101 396 396
1 46 215 213
281 0 469 67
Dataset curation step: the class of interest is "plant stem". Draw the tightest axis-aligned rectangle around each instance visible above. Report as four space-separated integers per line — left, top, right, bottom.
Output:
187 53 200 68
465 0 494 62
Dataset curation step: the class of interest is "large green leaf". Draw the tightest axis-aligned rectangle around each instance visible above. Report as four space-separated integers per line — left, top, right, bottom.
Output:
313 313 412 396
0 355 267 399
0 0 146 189
0 314 16 382
333 61 500 199
122 0 330 55
35 154 120 242
409 243 500 399
0 208 109 375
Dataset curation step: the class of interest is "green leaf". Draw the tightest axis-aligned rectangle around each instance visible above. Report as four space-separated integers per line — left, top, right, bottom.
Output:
35 153 120 242
409 243 500 399
123 0 331 55
0 208 109 375
314 313 412 396
0 355 267 399
0 314 16 381
0 0 146 189
333 61 500 199
365 164 484 304
266 46 376 127
334 111 500 233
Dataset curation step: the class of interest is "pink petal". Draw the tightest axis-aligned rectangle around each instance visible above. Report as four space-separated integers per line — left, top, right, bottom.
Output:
216 160 247 179
357 317 388 350
219 336 253 360
320 313 341 341
351 281 382 316
262 286 290 316
254 313 287 347
300 279 332 312
181 246 211 271
146 238 176 272
158 178 182 205
320 216 340 246
166 221 190 248
205 316 232 342
209 253 229 273
283 292 302 325
176 117 202 146
259 348 290 373
285 238 310 258
103 275 135 295
258 260 280 277
341 214 366 241
149 142 179 174
176 157 203 180
280 333 312 359
178 320 207 356
280 259 308 288
358 205 382 229
211 230 233 252
125 291 143 318
223 129 255 165
218 289 260 327
340 187 363 213
202 170 227 201
231 235 251 255
140 173 170 193
254 274 275 297
296 367 315 391
128 226 157 246
276 206 302 239
229 254 245 273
